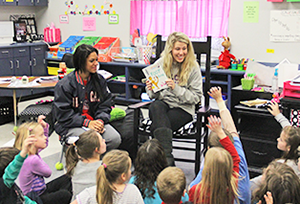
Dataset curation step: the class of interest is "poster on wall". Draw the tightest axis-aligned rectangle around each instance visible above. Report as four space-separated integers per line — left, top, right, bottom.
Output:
287 0 300 2
83 17 96 31
108 14 119 24
267 0 283 2
270 10 300 42
59 15 69 24
243 1 259 23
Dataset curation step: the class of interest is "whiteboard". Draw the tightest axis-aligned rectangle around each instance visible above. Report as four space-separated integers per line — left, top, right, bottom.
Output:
270 10 300 42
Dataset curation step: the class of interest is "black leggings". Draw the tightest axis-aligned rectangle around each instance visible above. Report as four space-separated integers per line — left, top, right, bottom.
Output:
40 174 72 204
149 100 192 134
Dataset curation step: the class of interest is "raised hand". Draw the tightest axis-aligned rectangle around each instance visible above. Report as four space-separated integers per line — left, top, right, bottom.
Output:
208 86 223 103
37 115 47 128
267 102 280 117
20 135 37 158
206 115 225 139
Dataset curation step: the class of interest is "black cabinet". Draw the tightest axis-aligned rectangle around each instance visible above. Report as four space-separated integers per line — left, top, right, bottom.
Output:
0 42 47 97
232 86 283 178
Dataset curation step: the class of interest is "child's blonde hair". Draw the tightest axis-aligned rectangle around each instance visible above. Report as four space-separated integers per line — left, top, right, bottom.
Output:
14 121 41 155
195 147 239 204
66 130 101 176
161 32 198 86
96 150 131 204
157 167 186 204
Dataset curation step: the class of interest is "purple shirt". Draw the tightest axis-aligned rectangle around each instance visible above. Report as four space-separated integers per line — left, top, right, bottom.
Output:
19 123 51 195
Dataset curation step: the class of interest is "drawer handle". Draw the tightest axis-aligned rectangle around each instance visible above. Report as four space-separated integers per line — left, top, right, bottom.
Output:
33 58 37 66
16 60 20 68
251 150 267 156
1 51 9 54
35 48 41 51
19 49 26 52
10 60 13 69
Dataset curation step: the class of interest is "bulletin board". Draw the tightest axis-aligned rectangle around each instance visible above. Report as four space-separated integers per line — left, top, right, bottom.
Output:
270 10 300 42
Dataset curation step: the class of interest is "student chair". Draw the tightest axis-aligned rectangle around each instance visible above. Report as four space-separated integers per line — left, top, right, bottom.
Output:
129 36 212 174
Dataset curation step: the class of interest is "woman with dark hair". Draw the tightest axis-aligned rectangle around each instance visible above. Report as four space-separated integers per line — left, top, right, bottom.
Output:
53 44 121 151
128 139 189 204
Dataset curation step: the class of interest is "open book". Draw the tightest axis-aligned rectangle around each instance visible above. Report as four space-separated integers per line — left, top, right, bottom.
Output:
142 64 168 93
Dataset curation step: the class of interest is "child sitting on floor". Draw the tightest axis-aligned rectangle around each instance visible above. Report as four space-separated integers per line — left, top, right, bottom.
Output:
0 135 37 204
251 102 300 190
189 115 240 204
190 86 249 204
71 150 144 204
157 167 192 204
14 115 72 204
129 138 189 204
65 129 106 201
252 161 300 204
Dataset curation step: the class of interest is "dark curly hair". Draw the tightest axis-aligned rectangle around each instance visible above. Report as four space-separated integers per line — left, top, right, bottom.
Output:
134 139 168 199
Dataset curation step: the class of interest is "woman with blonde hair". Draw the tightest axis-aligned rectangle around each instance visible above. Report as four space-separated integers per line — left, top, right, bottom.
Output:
146 32 203 166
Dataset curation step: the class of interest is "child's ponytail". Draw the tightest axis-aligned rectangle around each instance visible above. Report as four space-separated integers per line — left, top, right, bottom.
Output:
96 150 131 204
96 164 115 204
66 130 101 176
65 145 79 176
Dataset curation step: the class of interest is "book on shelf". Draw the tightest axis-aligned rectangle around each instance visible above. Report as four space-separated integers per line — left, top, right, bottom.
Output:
142 64 168 93
98 70 113 79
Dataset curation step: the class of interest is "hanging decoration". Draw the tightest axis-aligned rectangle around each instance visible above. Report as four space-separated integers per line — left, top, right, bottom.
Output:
64 0 116 16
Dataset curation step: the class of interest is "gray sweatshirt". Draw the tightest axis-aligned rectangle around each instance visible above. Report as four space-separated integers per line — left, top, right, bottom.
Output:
146 58 203 116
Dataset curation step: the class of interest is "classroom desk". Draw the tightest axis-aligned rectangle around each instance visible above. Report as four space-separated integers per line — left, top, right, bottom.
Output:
0 76 58 126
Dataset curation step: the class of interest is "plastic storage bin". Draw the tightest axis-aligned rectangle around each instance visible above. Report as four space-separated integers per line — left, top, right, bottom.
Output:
241 78 255 90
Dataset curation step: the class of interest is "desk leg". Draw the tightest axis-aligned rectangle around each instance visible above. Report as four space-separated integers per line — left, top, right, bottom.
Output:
13 90 17 126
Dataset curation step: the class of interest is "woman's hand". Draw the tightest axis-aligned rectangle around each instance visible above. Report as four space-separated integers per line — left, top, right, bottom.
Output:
88 120 104 133
166 79 175 90
146 80 153 91
37 115 47 128
208 86 223 103
267 102 280 117
20 135 37 158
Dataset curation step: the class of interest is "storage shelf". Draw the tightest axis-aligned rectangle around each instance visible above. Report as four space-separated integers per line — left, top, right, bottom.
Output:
128 82 144 86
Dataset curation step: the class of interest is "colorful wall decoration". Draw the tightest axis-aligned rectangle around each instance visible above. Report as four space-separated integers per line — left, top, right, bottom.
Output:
64 0 117 16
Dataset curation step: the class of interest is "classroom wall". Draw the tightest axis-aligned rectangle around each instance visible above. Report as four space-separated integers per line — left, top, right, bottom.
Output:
35 0 132 47
0 0 299 64
0 6 36 21
229 0 300 64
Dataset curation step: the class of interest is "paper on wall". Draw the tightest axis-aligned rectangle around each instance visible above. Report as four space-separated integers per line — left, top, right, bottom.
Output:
245 60 274 86
278 63 299 87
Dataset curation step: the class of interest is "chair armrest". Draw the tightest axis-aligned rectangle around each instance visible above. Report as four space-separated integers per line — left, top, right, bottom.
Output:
197 106 211 114
128 101 153 109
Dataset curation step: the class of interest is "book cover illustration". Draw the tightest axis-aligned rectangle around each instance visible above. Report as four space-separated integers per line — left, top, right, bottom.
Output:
142 64 168 93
